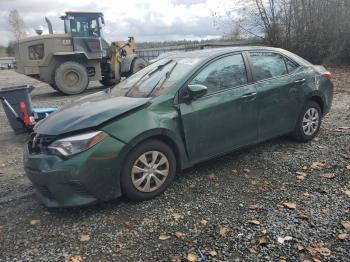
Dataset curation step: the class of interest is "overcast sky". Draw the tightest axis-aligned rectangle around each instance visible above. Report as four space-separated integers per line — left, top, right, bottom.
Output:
0 0 233 46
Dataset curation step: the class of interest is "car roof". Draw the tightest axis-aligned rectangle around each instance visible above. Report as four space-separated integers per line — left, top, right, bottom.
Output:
164 46 312 66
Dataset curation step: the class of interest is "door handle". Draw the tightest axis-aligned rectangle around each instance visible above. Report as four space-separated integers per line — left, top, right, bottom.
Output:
294 78 306 84
241 92 257 99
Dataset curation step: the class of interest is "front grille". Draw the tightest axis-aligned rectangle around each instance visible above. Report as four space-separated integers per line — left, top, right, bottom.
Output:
28 133 56 154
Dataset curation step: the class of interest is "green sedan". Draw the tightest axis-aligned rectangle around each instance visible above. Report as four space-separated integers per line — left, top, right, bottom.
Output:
24 47 334 207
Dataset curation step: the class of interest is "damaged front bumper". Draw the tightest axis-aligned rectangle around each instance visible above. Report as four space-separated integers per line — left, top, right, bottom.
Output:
24 136 127 207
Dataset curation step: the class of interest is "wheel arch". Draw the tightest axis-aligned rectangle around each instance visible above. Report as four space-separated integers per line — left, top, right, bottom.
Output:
126 129 189 171
306 91 325 115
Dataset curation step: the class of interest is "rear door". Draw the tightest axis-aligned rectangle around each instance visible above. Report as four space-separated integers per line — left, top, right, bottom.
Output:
247 52 305 141
179 53 259 162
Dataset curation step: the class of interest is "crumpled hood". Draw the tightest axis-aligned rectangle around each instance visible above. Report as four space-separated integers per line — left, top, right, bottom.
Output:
34 91 151 136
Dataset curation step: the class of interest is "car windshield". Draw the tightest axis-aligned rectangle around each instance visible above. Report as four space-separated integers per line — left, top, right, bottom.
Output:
112 56 201 98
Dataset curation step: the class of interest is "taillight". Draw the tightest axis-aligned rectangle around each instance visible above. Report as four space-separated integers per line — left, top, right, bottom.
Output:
323 71 332 80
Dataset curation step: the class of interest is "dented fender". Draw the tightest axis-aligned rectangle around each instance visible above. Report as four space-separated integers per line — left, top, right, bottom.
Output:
101 98 191 170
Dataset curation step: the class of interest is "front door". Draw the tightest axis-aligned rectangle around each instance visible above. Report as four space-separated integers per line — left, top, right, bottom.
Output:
179 53 258 162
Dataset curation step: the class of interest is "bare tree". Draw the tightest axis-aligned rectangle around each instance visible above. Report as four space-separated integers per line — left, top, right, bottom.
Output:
223 25 241 40
215 0 350 63
8 9 27 42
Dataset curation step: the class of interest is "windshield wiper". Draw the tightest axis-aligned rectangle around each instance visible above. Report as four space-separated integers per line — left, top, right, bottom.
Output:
147 62 177 97
147 59 173 76
125 59 173 97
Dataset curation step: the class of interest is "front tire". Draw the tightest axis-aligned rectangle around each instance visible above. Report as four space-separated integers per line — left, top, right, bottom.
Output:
100 63 121 87
292 101 322 142
121 140 176 201
128 57 148 76
99 78 119 87
54 61 89 95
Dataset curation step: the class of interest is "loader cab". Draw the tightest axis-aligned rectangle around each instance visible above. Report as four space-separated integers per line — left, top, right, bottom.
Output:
61 12 105 38
61 12 107 60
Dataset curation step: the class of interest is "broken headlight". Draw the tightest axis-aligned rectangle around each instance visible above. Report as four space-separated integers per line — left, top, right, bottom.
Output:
48 131 108 157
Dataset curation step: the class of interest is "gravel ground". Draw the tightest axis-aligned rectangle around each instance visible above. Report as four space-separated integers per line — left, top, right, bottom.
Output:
0 69 349 262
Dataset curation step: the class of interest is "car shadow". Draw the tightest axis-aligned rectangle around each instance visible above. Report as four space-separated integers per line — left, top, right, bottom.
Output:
44 135 299 218
175 135 297 178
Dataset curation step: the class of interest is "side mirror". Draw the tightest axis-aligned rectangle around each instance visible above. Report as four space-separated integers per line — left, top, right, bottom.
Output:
187 84 207 99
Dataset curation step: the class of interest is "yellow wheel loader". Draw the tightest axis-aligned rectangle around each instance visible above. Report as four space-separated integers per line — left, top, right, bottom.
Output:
15 12 148 95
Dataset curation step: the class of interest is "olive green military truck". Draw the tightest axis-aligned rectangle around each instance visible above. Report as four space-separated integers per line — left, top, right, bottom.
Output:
15 12 148 95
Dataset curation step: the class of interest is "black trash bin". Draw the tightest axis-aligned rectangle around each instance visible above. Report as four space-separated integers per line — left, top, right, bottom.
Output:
0 85 34 134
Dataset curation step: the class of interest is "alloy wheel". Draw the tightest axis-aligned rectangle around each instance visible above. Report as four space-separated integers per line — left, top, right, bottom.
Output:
302 108 320 136
131 151 169 193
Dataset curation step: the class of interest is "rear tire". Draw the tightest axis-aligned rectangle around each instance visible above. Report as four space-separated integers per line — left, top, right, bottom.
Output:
121 140 176 201
54 61 89 95
292 100 322 142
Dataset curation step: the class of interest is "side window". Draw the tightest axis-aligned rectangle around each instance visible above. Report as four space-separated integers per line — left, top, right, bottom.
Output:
284 57 299 73
190 54 247 95
250 52 287 81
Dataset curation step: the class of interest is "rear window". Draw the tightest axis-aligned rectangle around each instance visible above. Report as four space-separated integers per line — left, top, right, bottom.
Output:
249 52 287 81
284 57 299 73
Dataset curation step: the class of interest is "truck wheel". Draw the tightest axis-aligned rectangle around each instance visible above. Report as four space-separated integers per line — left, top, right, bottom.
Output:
54 61 89 95
130 58 148 75
49 83 58 91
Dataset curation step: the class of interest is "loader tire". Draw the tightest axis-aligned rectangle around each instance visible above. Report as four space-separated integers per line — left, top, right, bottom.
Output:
100 78 118 87
100 70 121 86
130 58 148 75
49 83 58 91
54 61 89 95
100 63 121 87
